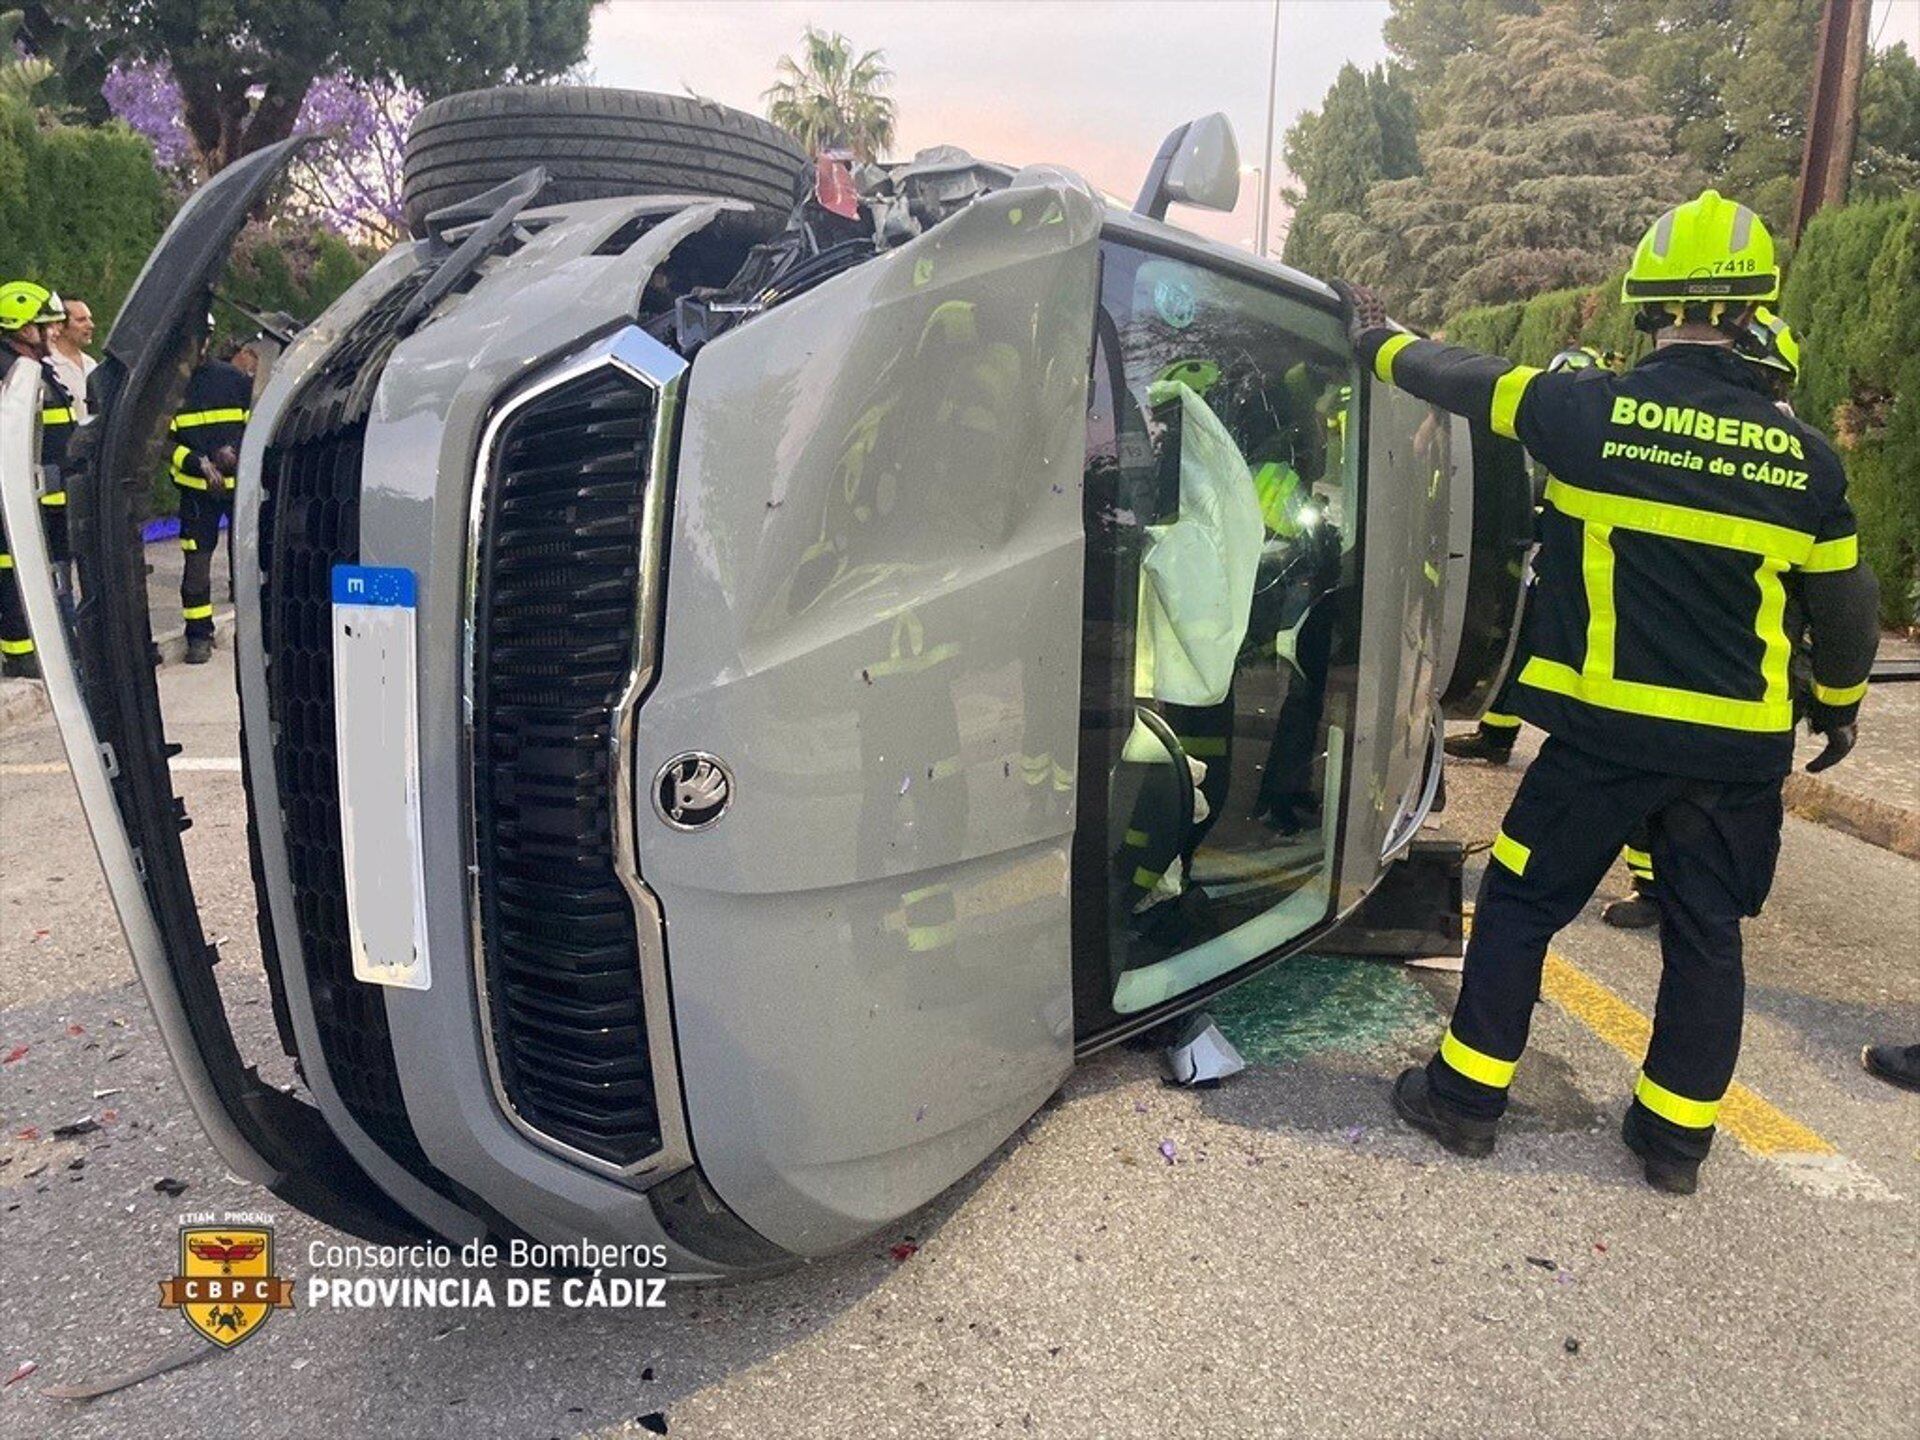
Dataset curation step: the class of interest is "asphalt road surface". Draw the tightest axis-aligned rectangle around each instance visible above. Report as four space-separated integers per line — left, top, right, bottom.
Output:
2 650 1916 1439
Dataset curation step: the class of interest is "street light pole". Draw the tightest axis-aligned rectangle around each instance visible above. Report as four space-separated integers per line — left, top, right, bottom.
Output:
1257 0 1280 256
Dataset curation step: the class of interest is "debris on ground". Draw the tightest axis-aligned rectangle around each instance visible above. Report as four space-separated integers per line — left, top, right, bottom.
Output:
152 1177 189 1197
51 1117 101 1140
1162 1012 1246 1088
1565 1337 1581 1354
92 1087 123 1100
1525 1256 1558 1273
65 1023 85 1036
889 1240 919 1263
637 1412 669 1434
39 1342 221 1401
5 1360 36 1387
1159 1139 1178 1165
2 1045 26 1065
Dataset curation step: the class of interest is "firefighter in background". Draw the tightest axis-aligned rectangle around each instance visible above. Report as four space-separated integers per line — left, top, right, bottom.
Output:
169 339 255 664
1446 345 1624 768
0 281 77 679
1336 189 1879 1195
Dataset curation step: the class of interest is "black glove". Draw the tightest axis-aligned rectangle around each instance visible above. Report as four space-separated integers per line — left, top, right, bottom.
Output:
1329 278 1392 346
1804 721 1850 779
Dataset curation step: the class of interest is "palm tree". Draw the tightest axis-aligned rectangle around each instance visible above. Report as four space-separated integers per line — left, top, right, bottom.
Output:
764 26 897 163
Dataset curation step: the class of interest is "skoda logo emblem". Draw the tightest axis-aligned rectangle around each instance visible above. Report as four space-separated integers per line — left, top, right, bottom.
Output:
655 752 731 831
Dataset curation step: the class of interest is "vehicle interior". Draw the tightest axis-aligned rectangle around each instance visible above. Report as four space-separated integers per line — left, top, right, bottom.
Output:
1074 238 1363 1040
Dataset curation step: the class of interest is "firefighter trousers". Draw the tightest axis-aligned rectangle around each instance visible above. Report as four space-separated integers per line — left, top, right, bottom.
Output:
1429 736 1783 1162
176 484 232 640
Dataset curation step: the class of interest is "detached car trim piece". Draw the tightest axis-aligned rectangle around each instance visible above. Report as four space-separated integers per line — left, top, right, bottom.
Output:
463 325 695 1182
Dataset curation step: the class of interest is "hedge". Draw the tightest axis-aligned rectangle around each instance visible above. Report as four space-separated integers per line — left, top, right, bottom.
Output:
0 99 170 337
1445 196 1920 626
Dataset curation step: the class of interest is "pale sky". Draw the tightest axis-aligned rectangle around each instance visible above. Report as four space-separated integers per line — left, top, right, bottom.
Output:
586 0 1920 254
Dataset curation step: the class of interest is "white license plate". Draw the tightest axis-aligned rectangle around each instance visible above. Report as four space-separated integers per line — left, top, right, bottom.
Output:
331 564 431 990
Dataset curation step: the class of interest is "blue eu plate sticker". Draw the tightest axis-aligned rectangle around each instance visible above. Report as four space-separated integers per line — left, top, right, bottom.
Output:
331 564 416 609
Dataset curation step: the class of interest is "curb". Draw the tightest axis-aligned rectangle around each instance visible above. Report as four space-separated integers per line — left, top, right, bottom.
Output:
1782 772 1920 861
0 608 234 735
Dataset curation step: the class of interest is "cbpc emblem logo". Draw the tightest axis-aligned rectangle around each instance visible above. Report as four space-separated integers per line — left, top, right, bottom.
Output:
655 752 731 830
159 1226 294 1347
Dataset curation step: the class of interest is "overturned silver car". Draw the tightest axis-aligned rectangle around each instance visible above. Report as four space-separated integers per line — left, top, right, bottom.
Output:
1 90 1528 1275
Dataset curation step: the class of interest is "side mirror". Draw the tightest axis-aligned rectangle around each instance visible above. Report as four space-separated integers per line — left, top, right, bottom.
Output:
1133 113 1241 221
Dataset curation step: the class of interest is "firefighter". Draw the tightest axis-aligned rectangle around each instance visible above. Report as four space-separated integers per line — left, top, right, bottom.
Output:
0 281 77 679
1602 307 1808 932
1334 188 1880 1195
169 340 254 664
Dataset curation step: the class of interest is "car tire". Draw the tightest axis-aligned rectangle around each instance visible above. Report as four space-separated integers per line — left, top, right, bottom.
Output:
401 87 811 239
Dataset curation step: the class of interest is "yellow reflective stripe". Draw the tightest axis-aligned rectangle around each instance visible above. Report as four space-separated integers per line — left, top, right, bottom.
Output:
1123 828 1149 848
171 408 250 428
1622 845 1654 870
1133 865 1167 889
1544 479 1813 564
1176 734 1228 758
39 491 65 506
182 604 214 620
171 471 208 491
1811 677 1867 706
0 553 11 568
1372 332 1416 383
1755 556 1790 712
1480 712 1521 729
1519 657 1792 731
1440 1028 1517 1089
1491 829 1531 877
40 407 73 425
0 637 35 655
1582 522 1616 680
1489 365 1541 440
180 537 197 552
1636 1072 1720 1129
1802 534 1858 573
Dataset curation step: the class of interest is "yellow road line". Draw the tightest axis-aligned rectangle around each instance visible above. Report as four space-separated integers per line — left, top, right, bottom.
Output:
1540 952 1833 1157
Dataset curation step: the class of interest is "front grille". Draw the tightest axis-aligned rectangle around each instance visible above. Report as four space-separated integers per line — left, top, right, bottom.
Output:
257 269 457 1190
472 366 663 1167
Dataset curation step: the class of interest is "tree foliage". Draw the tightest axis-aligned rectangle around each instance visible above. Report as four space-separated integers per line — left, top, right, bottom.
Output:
1279 63 1418 279
31 0 594 176
1381 0 1539 103
1323 3 1690 325
764 26 897 162
1411 0 1920 235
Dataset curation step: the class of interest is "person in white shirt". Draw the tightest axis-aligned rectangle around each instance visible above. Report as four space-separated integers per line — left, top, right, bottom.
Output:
46 297 97 420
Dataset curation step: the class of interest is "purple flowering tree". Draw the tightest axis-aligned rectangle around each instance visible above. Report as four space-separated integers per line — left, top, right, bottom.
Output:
107 62 419 242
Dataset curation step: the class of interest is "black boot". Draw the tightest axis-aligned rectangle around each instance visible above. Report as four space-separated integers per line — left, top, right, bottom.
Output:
1443 728 1515 765
1 650 39 679
1602 888 1660 930
1391 1067 1497 1158
1621 1104 1700 1195
1861 1043 1920 1093
184 635 213 665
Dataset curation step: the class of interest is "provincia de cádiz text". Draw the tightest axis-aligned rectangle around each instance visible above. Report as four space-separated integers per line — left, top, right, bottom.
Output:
303 1237 671 1310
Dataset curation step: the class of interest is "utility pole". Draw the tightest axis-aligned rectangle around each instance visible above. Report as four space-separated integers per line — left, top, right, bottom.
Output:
1792 0 1873 241
1257 0 1280 256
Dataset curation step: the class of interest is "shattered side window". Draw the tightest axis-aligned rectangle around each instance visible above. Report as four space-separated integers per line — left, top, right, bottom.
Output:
1076 241 1362 1030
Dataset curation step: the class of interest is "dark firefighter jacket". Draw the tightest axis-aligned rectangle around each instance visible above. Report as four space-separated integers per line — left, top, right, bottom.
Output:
1358 331 1878 781
169 361 252 491
38 358 76 502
